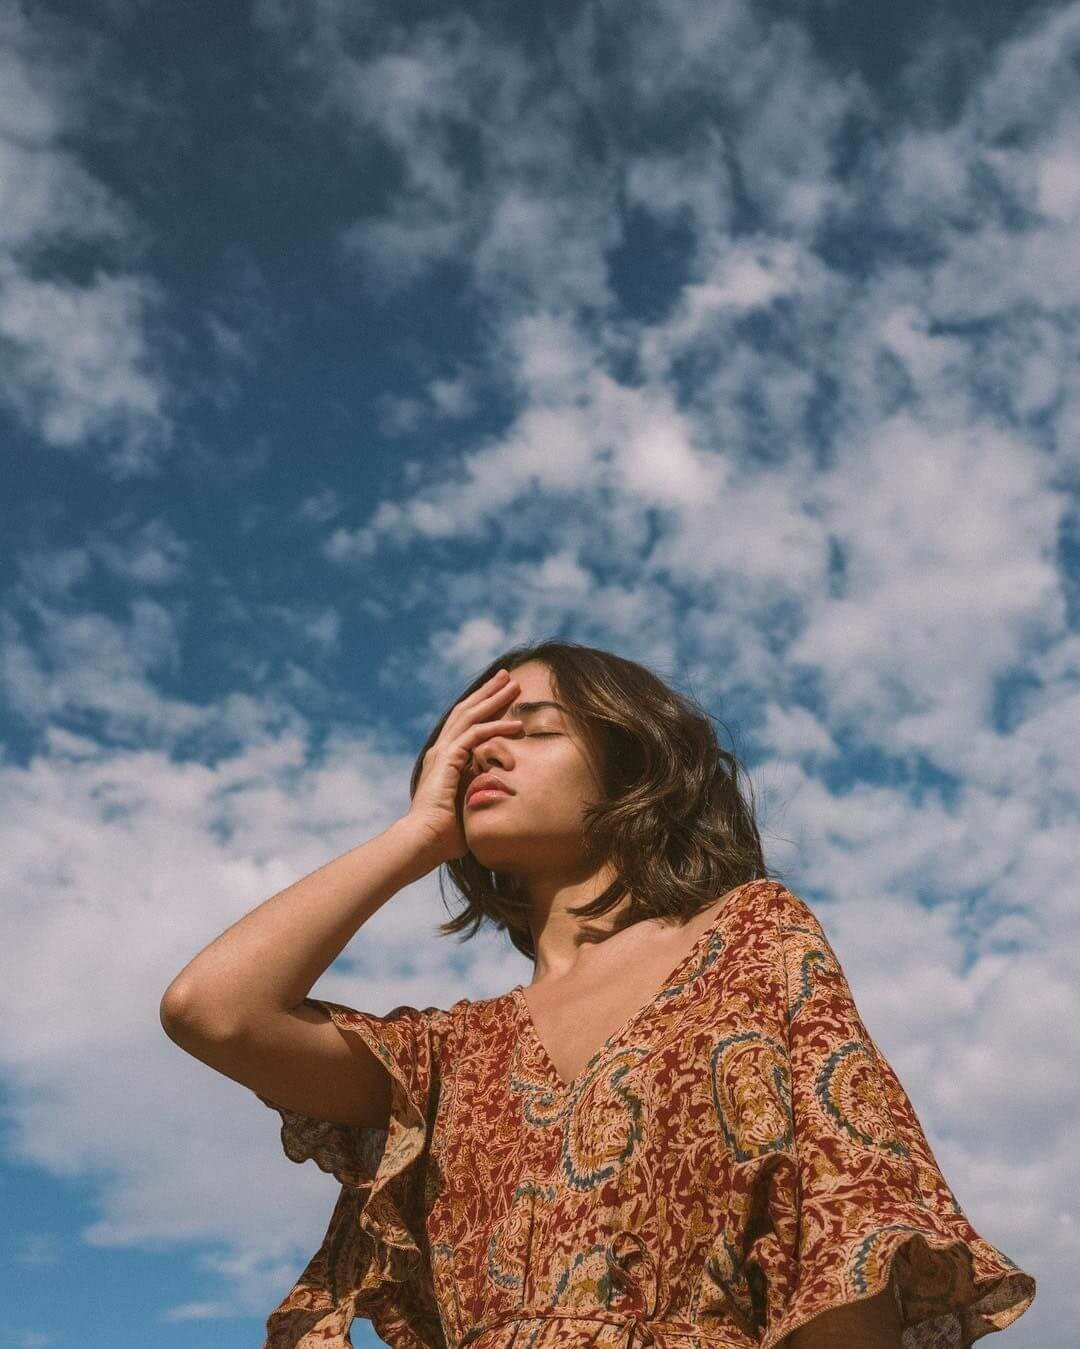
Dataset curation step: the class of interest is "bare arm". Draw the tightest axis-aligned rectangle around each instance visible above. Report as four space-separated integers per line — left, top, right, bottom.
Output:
159 666 524 1129
159 819 441 1126
160 819 439 1033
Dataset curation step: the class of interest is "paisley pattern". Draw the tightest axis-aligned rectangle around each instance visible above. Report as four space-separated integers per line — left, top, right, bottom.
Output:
255 880 1036 1348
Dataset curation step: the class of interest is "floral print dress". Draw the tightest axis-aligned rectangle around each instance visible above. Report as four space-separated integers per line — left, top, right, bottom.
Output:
254 880 1036 1349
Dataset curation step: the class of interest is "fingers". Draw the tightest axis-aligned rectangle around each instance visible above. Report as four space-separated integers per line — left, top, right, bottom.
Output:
457 669 513 713
460 716 523 753
443 671 520 740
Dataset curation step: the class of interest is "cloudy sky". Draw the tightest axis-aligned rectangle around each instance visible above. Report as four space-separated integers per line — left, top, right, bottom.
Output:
1 0 1075 1344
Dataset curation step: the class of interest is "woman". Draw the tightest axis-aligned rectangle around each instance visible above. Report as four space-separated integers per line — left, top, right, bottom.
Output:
160 640 1036 1349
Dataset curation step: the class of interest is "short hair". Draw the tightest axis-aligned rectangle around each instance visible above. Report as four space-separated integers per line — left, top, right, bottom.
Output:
409 638 785 961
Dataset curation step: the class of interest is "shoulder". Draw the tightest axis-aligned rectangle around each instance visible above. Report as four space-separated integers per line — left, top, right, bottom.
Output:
440 990 519 1049
722 877 824 940
719 881 844 995
742 878 834 941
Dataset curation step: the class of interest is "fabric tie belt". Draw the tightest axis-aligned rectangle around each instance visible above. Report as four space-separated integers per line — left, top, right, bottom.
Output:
456 1306 734 1349
456 1231 733 1349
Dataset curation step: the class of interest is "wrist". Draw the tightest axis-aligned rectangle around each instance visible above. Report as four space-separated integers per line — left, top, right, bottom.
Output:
386 816 448 879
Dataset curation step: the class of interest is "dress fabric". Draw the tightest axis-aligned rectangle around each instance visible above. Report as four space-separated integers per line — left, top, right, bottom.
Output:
255 879 1036 1349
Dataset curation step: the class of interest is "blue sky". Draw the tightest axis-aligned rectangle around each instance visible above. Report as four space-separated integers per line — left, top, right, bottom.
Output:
1 0 1075 1344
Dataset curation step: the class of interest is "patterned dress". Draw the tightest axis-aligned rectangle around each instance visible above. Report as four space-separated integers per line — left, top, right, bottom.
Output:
255 879 1036 1348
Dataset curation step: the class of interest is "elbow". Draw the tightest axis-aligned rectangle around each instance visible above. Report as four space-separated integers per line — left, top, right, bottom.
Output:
159 982 184 1033
159 979 236 1044
160 978 196 1031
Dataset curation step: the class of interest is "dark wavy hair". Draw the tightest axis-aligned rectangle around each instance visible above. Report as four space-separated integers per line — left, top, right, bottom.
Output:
409 639 785 962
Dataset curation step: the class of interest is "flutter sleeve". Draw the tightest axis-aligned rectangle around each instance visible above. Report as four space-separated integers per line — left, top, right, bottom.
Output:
253 996 456 1349
755 885 1036 1349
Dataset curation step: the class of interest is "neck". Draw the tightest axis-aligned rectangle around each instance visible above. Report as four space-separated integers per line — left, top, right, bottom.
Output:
514 859 629 983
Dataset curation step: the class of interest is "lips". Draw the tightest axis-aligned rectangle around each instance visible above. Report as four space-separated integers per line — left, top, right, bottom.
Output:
466 773 514 804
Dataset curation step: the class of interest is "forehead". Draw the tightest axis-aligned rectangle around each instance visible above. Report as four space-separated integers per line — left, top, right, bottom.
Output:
506 661 571 720
507 660 556 701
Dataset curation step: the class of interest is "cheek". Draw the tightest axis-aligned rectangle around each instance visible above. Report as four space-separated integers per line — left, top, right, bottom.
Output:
543 756 600 809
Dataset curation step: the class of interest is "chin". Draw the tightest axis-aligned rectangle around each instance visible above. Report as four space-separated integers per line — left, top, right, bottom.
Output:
464 827 533 871
466 840 522 872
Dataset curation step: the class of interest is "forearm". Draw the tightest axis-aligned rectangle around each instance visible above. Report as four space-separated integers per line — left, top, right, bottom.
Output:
160 818 440 1037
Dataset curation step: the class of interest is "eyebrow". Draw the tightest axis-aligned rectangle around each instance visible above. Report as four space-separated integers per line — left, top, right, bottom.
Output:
508 700 568 716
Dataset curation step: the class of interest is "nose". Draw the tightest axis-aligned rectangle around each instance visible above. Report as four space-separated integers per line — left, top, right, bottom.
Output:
470 734 513 771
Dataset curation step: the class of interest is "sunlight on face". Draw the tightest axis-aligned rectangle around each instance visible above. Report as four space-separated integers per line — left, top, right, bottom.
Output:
460 660 605 878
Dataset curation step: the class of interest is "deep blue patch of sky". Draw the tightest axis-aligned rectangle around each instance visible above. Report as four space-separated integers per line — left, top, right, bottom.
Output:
7 0 1071 767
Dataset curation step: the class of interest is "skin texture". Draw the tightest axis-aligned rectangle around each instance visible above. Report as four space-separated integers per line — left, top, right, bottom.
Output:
458 659 631 984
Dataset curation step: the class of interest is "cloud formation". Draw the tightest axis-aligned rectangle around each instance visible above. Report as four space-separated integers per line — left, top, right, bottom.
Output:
0 0 173 473
2 0 1074 1341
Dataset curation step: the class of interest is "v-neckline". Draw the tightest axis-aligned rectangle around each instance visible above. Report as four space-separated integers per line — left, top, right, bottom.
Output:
509 883 746 1094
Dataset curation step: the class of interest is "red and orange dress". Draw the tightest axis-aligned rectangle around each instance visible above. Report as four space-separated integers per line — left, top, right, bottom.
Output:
255 880 1036 1348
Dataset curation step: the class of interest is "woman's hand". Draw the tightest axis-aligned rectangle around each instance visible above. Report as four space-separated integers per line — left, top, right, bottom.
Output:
402 669 523 865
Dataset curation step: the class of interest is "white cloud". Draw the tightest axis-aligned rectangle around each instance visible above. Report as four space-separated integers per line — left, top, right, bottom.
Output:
297 485 345 525
429 372 476 418
639 237 834 375
623 131 736 265
1 597 193 737
257 5 623 312
792 412 1066 742
0 269 169 462
0 0 173 471
88 517 191 587
14 545 91 596
0 139 130 250
1036 132 1080 221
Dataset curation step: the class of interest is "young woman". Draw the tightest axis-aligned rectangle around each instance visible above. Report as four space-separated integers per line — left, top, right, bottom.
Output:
161 640 1035 1349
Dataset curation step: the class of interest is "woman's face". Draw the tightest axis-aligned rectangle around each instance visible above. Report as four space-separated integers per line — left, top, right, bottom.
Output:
458 660 606 879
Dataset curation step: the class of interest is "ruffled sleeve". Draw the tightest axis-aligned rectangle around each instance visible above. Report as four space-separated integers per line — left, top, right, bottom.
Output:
253 996 455 1349
754 885 1036 1349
